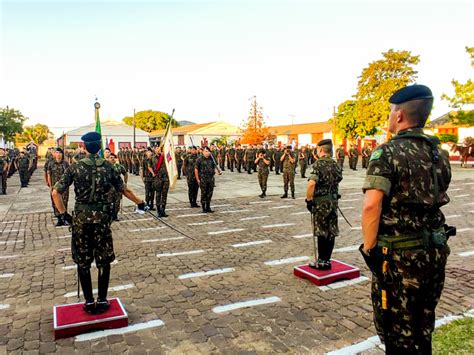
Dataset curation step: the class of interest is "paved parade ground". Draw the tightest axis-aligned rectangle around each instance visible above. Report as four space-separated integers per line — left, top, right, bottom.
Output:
0 163 473 354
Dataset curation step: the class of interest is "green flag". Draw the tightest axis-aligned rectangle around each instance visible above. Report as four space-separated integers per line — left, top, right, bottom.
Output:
94 103 103 156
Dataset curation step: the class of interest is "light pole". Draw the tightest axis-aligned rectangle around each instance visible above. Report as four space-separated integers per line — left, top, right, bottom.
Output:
133 108 136 148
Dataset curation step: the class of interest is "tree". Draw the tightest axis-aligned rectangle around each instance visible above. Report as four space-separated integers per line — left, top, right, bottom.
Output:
210 136 229 146
240 96 274 144
16 124 52 145
441 47 474 126
355 49 420 137
122 110 179 133
334 100 359 139
0 106 27 142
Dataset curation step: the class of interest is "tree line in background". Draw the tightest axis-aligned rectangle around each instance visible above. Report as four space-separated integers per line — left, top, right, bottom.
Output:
122 110 179 132
0 107 52 145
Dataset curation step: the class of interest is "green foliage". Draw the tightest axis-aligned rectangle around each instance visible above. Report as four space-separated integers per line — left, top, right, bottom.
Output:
16 124 51 144
433 317 474 354
334 100 359 139
122 110 179 133
0 106 27 142
210 136 229 146
442 47 474 126
436 133 458 143
67 143 79 149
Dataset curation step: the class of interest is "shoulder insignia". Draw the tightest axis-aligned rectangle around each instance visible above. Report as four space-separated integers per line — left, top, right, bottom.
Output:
370 149 383 161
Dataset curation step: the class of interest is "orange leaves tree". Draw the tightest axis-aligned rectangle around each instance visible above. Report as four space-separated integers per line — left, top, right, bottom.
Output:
240 96 275 144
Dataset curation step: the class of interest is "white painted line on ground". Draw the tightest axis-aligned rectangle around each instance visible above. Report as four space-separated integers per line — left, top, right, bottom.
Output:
264 256 310 266
117 218 153 223
319 276 369 291
63 260 118 270
0 273 14 278
220 210 250 214
340 199 359 202
75 319 165 342
445 215 461 219
129 226 166 232
57 235 71 239
64 283 135 298
57 248 69 252
292 233 312 239
466 202 474 205
269 205 295 209
212 296 281 314
0 304 10 310
177 213 203 218
351 226 362 230
346 192 362 196
333 245 360 253
0 241 23 245
327 308 474 355
188 220 223 226
178 268 235 280
0 255 19 259
339 206 354 210
262 223 295 229
212 204 231 208
458 250 474 257
249 201 272 205
157 250 206 257
1 220 22 224
141 237 185 243
239 216 269 221
0 229 25 234
465 182 474 185
449 188 461 191
291 211 307 216
166 207 191 211
208 228 245 235
453 194 470 198
231 240 272 248
470 210 474 213
457 228 473 233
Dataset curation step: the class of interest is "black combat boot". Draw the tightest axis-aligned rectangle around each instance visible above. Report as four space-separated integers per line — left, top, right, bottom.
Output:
96 264 111 314
281 192 288 198
202 203 207 213
160 205 168 218
55 216 65 227
206 203 214 213
291 191 295 199
78 266 95 314
259 192 264 198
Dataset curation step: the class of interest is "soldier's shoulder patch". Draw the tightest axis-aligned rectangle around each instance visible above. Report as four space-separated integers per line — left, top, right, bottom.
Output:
370 149 383 161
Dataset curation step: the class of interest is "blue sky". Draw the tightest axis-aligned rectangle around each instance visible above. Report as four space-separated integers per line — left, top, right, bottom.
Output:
0 0 472 136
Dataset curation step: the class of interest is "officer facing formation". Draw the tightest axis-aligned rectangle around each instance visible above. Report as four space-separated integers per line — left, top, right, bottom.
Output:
360 85 452 354
108 153 128 221
305 139 342 269
195 146 221 213
148 145 170 217
16 150 31 187
52 132 147 314
280 145 296 199
141 148 155 210
183 146 200 208
255 149 270 198
47 148 70 226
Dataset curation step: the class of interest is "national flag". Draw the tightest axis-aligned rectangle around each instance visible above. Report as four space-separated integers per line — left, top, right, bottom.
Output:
94 103 103 157
162 123 178 190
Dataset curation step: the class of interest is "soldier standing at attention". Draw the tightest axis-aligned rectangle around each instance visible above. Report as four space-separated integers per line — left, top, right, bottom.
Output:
361 144 372 169
273 146 283 175
255 149 270 198
141 148 155 210
360 85 452 354
305 139 342 269
148 146 170 217
298 146 309 178
52 132 147 314
16 150 30 187
107 153 128 221
184 146 200 208
195 146 221 213
0 148 9 195
47 148 70 226
244 145 254 174
280 145 296 199
175 146 183 179
335 145 345 170
43 147 54 187
349 144 359 170
227 145 236 172
235 145 244 173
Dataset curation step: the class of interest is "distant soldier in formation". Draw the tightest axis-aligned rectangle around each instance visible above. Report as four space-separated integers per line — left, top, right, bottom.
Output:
244 145 254 174
16 150 31 187
0 148 9 195
73 146 86 163
141 148 155 210
47 148 70 226
183 146 200 208
273 146 283 175
335 145 345 170
361 144 372 169
195 146 221 213
298 146 309 178
148 146 170 217
108 153 128 221
235 145 244 173
255 149 270 198
175 146 183 179
280 145 296 199
305 139 342 270
227 145 236 172
348 144 359 170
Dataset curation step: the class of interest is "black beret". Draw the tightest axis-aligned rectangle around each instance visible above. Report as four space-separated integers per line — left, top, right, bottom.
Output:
203 146 211 152
317 139 332 147
104 147 111 151
55 147 64 153
389 84 433 104
81 131 101 143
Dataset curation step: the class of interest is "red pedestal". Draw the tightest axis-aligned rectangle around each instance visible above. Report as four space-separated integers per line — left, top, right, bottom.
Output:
53 298 128 340
293 259 360 286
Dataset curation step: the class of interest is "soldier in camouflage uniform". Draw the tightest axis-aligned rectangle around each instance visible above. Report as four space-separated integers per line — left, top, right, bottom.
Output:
108 153 128 221
298 146 309 178
273 146 283 175
280 146 296 198
175 146 183 179
148 146 169 217
361 144 372 169
141 148 155 210
195 146 221 213
184 146 200 208
335 145 345 170
73 146 87 163
348 144 359 170
16 150 31 187
305 139 342 270
235 145 244 173
360 85 452 354
227 145 236 172
52 132 146 314
47 148 70 226
255 149 270 198
0 148 9 195
43 147 54 187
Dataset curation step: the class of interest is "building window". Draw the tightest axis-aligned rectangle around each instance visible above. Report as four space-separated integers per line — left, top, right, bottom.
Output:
178 135 185 146
119 142 131 148
135 142 147 148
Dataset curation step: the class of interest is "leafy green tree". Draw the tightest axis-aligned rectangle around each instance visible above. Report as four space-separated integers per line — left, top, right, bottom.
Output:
334 100 359 139
210 136 229 146
122 110 179 132
16 124 52 144
442 47 474 126
436 133 458 144
0 106 27 142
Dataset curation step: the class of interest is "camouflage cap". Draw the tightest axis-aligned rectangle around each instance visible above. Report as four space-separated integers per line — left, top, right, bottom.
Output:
389 84 433 104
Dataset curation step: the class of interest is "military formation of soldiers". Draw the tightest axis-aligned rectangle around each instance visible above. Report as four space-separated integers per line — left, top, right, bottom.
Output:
0 145 37 194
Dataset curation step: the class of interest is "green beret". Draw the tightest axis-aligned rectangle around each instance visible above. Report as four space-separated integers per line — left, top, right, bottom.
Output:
389 85 433 104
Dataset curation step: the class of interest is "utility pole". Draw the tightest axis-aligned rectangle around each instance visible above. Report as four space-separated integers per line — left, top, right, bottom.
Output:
332 106 336 145
133 108 136 148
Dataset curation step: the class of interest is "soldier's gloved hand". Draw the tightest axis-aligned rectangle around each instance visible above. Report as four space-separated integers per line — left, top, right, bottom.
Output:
305 199 315 212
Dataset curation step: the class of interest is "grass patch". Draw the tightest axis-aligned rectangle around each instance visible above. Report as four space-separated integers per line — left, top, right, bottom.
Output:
433 317 474 354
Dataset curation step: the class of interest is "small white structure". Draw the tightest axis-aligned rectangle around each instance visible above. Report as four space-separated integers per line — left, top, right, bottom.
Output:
64 119 150 153
268 121 333 147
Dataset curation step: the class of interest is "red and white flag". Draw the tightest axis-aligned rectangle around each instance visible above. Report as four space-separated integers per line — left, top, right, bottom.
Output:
163 123 178 190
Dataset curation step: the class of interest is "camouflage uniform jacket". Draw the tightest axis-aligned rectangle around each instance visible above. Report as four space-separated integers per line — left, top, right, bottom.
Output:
148 154 168 180
308 157 342 199
0 156 8 172
48 160 70 185
142 157 153 181
183 153 198 180
282 152 296 172
362 128 451 236
17 156 30 170
195 156 216 181
336 147 345 159
257 154 270 175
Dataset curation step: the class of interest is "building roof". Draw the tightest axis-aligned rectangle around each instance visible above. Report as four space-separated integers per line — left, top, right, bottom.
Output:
427 111 472 129
150 121 241 136
268 121 332 135
66 119 149 137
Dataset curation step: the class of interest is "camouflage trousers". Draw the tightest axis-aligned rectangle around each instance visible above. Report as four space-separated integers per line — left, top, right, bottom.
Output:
337 158 344 170
52 189 69 217
144 180 155 207
200 178 214 204
1 171 7 193
19 168 29 185
312 201 338 261
371 246 450 352
153 178 169 208
258 172 268 192
299 162 307 177
349 157 358 169
187 178 199 204
282 170 295 193
362 156 369 169
71 210 115 268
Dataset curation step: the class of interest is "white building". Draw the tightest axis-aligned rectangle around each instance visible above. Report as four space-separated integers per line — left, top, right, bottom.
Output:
64 119 149 153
